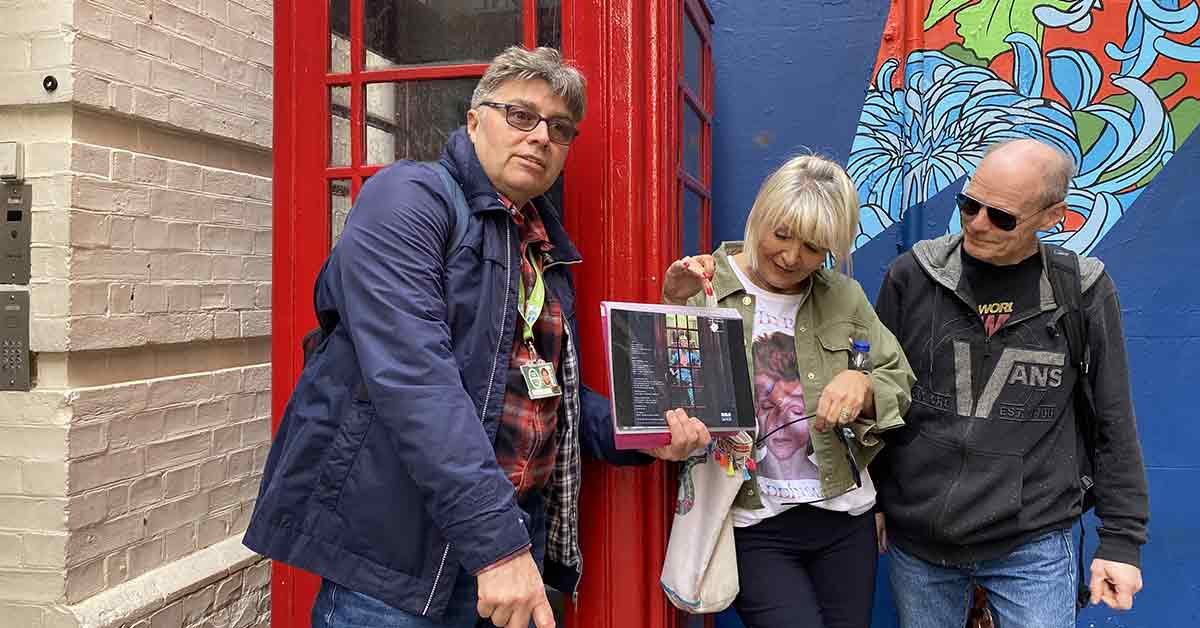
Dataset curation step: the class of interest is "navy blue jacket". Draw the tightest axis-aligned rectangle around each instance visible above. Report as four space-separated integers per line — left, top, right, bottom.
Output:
244 128 647 618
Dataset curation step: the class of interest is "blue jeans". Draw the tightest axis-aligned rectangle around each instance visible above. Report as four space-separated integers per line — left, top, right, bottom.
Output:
312 570 480 628
888 530 1077 628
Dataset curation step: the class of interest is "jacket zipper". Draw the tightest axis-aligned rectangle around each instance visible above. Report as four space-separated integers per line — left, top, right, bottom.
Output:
422 218 514 616
932 289 1057 539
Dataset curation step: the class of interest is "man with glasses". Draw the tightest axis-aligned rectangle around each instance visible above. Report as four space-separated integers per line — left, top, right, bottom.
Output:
871 138 1149 627
245 46 710 628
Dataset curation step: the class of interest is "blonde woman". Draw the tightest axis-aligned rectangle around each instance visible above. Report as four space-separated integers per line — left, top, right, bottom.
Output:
662 155 914 627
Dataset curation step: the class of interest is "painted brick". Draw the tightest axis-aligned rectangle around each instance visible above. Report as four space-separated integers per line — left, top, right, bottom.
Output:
145 433 210 471
148 312 215 344
167 162 203 192
167 97 205 133
214 311 240 339
106 550 129 585
197 514 228 549
136 24 170 59
75 36 150 85
149 252 212 280
199 225 229 252
212 23 247 59
71 178 151 214
32 209 71 246
196 399 229 427
31 35 71 70
0 458 20 493
162 404 198 436
70 315 151 350
241 365 269 392
151 60 214 100
0 37 30 71
0 497 65 529
70 143 110 177
65 513 142 564
0 569 64 603
145 493 207 536
198 457 226 488
151 189 212 222
0 532 21 567
31 281 70 317
212 254 241 280
211 197 245 224
0 427 66 460
75 2 113 39
74 381 149 423
22 460 67 496
110 215 135 248
228 284 254 309
242 257 270 281
111 151 133 181
213 425 240 455
129 474 162 509
66 557 105 603
66 490 107 529
166 284 201 311
240 419 269 446
240 310 269 336
170 36 203 71
131 283 168 313
163 524 196 561
183 583 216 625
150 600 183 628
69 210 111 247
26 142 70 176
0 603 43 628
201 47 231 82
201 0 228 21
71 249 151 279
213 573 242 608
112 83 134 114
132 154 169 186
132 87 170 121
133 217 170 249
69 447 143 493
72 71 111 109
127 537 162 578
228 393 255 421
68 422 108 459
110 14 138 51
200 284 227 309
227 448 253 478
207 482 238 510
106 483 129 518
254 283 270 308
22 532 67 568
106 410 164 449
163 465 197 498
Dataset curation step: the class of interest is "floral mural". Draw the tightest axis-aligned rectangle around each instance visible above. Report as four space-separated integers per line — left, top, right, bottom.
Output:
849 0 1200 254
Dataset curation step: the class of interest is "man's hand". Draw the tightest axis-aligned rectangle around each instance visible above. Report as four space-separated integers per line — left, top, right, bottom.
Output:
641 408 712 461
874 512 888 555
1088 559 1142 610
662 255 716 304
476 551 555 627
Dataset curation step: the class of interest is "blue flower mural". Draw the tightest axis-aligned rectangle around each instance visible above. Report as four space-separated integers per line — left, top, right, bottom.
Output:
850 0 1199 255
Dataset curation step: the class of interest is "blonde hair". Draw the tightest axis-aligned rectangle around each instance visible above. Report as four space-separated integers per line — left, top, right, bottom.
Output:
743 154 860 274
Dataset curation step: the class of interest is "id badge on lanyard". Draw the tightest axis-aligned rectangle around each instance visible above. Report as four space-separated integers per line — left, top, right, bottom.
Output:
518 250 561 400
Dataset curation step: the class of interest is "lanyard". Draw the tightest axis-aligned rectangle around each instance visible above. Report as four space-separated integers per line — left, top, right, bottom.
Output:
516 247 546 347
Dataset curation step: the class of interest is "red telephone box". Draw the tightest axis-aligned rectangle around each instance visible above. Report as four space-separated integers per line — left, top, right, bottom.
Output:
270 1 714 626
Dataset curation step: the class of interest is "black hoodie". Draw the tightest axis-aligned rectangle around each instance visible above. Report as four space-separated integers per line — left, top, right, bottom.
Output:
872 234 1148 568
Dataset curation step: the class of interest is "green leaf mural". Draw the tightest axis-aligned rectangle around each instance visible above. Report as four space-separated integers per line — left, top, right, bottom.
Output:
924 0 1074 61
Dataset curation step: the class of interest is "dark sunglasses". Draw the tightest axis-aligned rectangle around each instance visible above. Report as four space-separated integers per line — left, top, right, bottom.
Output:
478 101 579 146
956 192 1055 232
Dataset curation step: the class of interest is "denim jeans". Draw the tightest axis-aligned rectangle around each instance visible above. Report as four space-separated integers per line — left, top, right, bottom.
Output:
312 569 480 628
888 529 1077 628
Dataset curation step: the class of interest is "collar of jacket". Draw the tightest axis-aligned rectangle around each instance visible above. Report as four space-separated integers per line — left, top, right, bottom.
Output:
910 234 1105 310
710 241 832 303
441 127 582 266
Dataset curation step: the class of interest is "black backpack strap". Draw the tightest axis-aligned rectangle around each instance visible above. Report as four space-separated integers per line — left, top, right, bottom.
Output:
1044 244 1099 610
428 160 471 258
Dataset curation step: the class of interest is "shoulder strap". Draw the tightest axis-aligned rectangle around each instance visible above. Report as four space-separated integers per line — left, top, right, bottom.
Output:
428 161 471 258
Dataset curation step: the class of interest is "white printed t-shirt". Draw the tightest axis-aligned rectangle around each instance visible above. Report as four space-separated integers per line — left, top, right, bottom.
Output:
728 259 876 527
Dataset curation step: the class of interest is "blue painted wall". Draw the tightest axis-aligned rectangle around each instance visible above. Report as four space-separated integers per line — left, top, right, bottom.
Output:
706 1 1200 626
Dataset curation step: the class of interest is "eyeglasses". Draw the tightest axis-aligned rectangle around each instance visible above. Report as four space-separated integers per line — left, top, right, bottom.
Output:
955 192 1056 232
478 101 579 146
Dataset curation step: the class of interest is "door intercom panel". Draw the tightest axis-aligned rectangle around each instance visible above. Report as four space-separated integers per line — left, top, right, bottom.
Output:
2 183 31 285
0 291 29 391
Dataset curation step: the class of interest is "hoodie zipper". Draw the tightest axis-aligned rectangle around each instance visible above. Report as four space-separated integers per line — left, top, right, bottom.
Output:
422 218 514 616
931 286 1058 540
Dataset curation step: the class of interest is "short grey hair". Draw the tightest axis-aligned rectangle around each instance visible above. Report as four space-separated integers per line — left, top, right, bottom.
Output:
471 46 587 122
983 138 1078 206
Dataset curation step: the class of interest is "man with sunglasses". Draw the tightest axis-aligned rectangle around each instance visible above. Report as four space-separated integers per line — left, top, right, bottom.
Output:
245 46 710 628
871 139 1149 627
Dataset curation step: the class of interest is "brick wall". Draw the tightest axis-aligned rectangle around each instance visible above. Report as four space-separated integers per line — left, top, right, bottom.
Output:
0 0 275 625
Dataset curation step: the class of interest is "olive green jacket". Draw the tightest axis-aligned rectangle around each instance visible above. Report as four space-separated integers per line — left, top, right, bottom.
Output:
687 243 915 510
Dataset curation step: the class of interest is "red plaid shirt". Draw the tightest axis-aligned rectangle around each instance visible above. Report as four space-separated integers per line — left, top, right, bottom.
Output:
494 199 564 500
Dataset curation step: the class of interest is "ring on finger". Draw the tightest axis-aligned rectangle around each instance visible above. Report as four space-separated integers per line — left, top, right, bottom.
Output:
838 408 852 421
